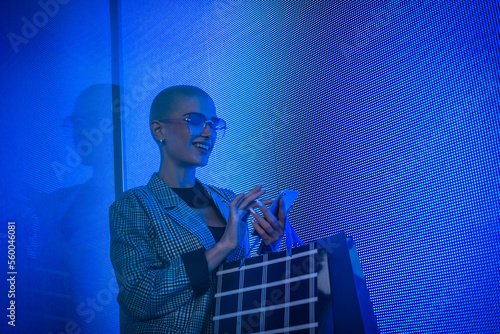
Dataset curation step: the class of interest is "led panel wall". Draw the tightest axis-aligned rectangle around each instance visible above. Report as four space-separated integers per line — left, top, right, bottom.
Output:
119 1 499 333
2 1 119 332
2 0 498 333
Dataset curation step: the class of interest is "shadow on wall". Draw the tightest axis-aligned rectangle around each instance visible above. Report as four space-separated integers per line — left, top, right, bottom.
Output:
16 84 120 333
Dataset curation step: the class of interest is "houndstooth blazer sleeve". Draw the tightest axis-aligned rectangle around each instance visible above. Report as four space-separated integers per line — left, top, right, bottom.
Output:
109 173 249 333
110 196 189 318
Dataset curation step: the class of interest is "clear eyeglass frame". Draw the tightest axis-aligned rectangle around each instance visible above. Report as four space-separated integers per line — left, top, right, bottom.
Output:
158 113 227 138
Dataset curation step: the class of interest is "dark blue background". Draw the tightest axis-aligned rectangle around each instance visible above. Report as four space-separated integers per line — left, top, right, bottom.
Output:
1 0 498 333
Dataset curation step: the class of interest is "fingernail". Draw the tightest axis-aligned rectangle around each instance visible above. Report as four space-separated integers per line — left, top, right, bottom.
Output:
256 200 264 206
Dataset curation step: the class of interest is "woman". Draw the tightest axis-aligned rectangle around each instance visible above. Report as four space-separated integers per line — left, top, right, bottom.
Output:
109 85 289 333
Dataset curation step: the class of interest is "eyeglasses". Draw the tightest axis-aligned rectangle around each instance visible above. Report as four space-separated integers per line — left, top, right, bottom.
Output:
158 113 227 138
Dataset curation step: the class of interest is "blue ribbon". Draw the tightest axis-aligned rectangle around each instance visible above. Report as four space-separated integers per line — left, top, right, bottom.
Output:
248 215 303 257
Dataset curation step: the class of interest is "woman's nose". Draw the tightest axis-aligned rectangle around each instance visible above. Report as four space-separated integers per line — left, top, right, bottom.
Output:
200 122 214 138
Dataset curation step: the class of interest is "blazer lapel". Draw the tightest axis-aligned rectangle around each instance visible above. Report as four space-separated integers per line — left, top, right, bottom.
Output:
205 189 230 223
146 173 248 258
163 204 215 250
202 183 250 261
147 174 215 250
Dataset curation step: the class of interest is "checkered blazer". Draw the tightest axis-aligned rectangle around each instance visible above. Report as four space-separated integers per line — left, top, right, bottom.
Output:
109 173 249 333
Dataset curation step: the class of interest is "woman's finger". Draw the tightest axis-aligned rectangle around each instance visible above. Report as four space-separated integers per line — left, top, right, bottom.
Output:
254 199 280 227
238 188 265 211
247 183 264 194
248 198 274 209
248 199 274 209
235 183 263 206
230 183 262 212
278 197 286 222
239 184 263 202
251 219 271 242
261 198 275 205
249 207 270 230
250 206 280 236
230 192 246 208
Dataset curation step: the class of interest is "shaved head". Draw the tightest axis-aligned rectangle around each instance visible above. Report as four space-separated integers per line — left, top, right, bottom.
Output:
149 85 215 124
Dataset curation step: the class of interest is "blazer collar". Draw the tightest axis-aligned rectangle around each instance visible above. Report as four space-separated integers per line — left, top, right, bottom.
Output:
146 173 228 215
146 173 231 249
146 173 183 209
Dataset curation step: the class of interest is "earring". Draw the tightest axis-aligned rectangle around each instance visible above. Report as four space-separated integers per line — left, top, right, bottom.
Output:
159 139 164 144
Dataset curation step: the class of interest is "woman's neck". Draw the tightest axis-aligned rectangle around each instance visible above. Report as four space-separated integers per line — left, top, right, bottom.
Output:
157 161 196 188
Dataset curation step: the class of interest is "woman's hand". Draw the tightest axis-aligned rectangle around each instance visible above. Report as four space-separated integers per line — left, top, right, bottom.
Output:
220 184 266 251
249 197 291 245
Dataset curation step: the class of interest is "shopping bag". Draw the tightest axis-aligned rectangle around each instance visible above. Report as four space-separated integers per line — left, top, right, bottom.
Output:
214 232 379 334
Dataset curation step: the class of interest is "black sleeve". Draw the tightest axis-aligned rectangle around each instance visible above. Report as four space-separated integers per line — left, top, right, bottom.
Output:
180 247 210 297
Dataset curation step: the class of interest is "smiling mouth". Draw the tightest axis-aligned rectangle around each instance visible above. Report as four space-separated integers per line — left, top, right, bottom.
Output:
193 142 210 152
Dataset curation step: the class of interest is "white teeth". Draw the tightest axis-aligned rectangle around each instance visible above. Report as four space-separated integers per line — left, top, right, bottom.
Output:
194 143 209 150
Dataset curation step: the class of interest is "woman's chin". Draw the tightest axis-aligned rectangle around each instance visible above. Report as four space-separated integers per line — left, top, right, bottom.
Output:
190 156 210 167
197 159 210 167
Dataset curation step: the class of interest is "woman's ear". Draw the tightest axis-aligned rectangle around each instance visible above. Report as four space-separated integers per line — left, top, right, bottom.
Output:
150 121 164 143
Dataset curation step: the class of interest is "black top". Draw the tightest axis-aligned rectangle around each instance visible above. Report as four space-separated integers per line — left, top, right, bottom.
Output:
171 182 225 243
172 182 227 296
170 181 212 209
